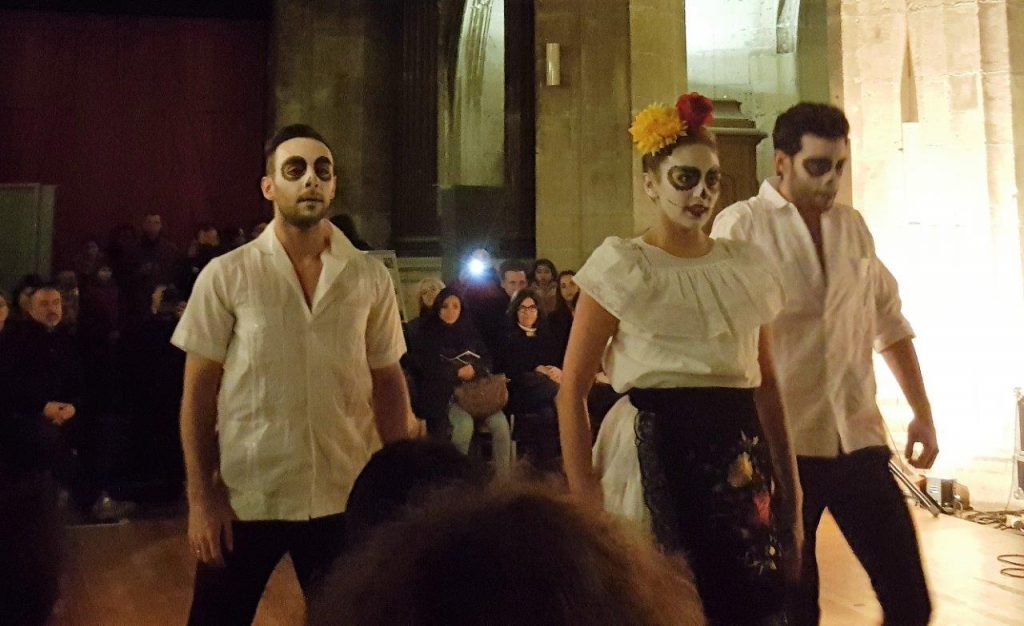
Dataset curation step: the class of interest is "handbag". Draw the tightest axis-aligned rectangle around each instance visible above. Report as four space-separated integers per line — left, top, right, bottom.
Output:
454 372 509 420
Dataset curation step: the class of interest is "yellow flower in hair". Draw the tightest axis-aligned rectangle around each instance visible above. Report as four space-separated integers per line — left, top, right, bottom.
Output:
629 104 687 155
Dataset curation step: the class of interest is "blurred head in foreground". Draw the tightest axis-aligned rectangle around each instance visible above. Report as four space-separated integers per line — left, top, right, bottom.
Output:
314 480 704 625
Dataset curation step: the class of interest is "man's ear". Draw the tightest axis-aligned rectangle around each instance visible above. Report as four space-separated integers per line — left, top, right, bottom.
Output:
773 150 788 178
260 176 274 201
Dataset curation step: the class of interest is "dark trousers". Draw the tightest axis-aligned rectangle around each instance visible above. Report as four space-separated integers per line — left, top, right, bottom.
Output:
187 513 346 626
790 447 931 626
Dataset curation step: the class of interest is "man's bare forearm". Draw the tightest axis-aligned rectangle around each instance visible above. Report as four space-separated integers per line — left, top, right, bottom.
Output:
180 354 224 503
880 337 931 420
370 363 417 443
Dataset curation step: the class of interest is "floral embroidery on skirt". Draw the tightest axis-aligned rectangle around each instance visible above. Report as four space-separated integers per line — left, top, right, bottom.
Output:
631 387 785 624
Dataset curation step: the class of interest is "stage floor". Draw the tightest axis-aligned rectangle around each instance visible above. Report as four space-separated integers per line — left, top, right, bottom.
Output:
52 506 1024 625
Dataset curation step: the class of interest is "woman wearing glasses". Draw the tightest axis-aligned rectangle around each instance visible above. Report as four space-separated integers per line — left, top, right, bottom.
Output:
498 289 563 469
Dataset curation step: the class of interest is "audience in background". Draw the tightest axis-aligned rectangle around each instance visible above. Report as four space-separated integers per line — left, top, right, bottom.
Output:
311 480 705 626
530 258 558 314
498 259 529 299
73 239 107 280
406 289 511 479
549 269 578 357
498 289 563 469
11 273 43 322
179 223 222 299
0 282 132 521
452 249 508 356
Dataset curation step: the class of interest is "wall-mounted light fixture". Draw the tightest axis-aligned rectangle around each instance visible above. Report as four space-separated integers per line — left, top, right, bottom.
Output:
545 43 561 86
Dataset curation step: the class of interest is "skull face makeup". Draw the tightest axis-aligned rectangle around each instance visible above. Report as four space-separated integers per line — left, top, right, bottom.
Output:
776 134 849 213
261 137 337 230
644 143 721 231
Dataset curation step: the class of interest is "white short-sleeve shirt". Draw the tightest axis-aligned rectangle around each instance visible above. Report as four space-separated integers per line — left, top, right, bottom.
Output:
573 236 785 392
712 178 915 457
171 223 406 521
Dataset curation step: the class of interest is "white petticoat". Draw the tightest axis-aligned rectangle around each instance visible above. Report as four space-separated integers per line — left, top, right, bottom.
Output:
592 395 652 536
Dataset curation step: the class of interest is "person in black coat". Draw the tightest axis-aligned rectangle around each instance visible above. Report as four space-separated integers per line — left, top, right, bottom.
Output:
496 289 563 469
406 287 492 438
0 284 86 503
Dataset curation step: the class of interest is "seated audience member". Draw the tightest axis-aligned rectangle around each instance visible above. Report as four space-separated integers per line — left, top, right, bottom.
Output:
344 438 485 547
0 289 9 334
402 277 445 427
407 288 511 477
179 223 223 298
549 269 578 358
310 481 705 626
403 277 445 342
498 289 562 469
0 282 133 521
451 248 508 355
530 258 559 314
73 238 107 280
11 273 43 321
498 259 529 299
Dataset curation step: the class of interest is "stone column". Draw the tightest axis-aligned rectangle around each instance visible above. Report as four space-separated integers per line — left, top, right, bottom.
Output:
534 0 685 271
269 0 399 248
830 0 1024 491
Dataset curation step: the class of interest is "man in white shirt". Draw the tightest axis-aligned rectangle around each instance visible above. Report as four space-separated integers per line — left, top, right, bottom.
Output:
172 124 419 625
712 103 937 626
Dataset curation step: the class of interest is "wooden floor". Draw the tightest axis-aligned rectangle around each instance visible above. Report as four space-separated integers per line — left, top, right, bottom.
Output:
51 506 1024 625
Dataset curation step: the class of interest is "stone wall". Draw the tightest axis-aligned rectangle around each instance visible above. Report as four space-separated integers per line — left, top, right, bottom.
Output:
269 0 399 248
832 0 1024 505
534 0 684 272
685 0 832 180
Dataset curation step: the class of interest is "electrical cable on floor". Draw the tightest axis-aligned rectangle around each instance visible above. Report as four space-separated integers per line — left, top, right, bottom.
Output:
996 555 1024 579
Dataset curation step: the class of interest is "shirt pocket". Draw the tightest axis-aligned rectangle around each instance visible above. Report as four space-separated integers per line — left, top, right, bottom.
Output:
235 305 286 366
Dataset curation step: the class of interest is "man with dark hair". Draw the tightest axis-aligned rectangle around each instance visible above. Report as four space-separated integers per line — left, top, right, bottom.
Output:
499 259 529 298
174 122 419 625
0 283 133 521
712 102 935 625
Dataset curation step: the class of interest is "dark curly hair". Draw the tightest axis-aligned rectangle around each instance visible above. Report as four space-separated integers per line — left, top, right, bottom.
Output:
772 102 850 156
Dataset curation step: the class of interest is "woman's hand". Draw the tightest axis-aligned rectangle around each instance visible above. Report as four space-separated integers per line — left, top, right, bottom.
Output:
545 366 563 384
457 364 475 381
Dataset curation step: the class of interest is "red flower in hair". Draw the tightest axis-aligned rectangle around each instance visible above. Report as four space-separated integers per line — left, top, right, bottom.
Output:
675 92 714 132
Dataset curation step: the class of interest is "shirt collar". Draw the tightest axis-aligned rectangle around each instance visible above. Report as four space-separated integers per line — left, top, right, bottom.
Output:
253 218 362 262
758 176 794 211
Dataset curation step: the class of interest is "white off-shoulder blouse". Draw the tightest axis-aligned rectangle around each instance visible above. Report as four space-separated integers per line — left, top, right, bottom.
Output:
573 236 784 392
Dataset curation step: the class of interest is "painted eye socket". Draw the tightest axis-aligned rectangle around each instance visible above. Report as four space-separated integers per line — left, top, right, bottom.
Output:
281 157 307 181
314 157 333 182
667 166 701 191
803 158 834 177
705 169 721 189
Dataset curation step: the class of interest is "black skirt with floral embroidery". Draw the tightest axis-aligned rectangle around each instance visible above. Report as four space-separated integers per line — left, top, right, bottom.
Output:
629 387 785 625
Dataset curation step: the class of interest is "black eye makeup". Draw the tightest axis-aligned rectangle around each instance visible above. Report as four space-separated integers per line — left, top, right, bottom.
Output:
803 158 846 178
281 156 306 181
313 156 334 181
666 165 721 191
280 156 334 182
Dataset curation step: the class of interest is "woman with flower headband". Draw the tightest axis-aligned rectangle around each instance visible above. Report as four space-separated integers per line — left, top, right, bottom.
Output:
556 93 803 624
